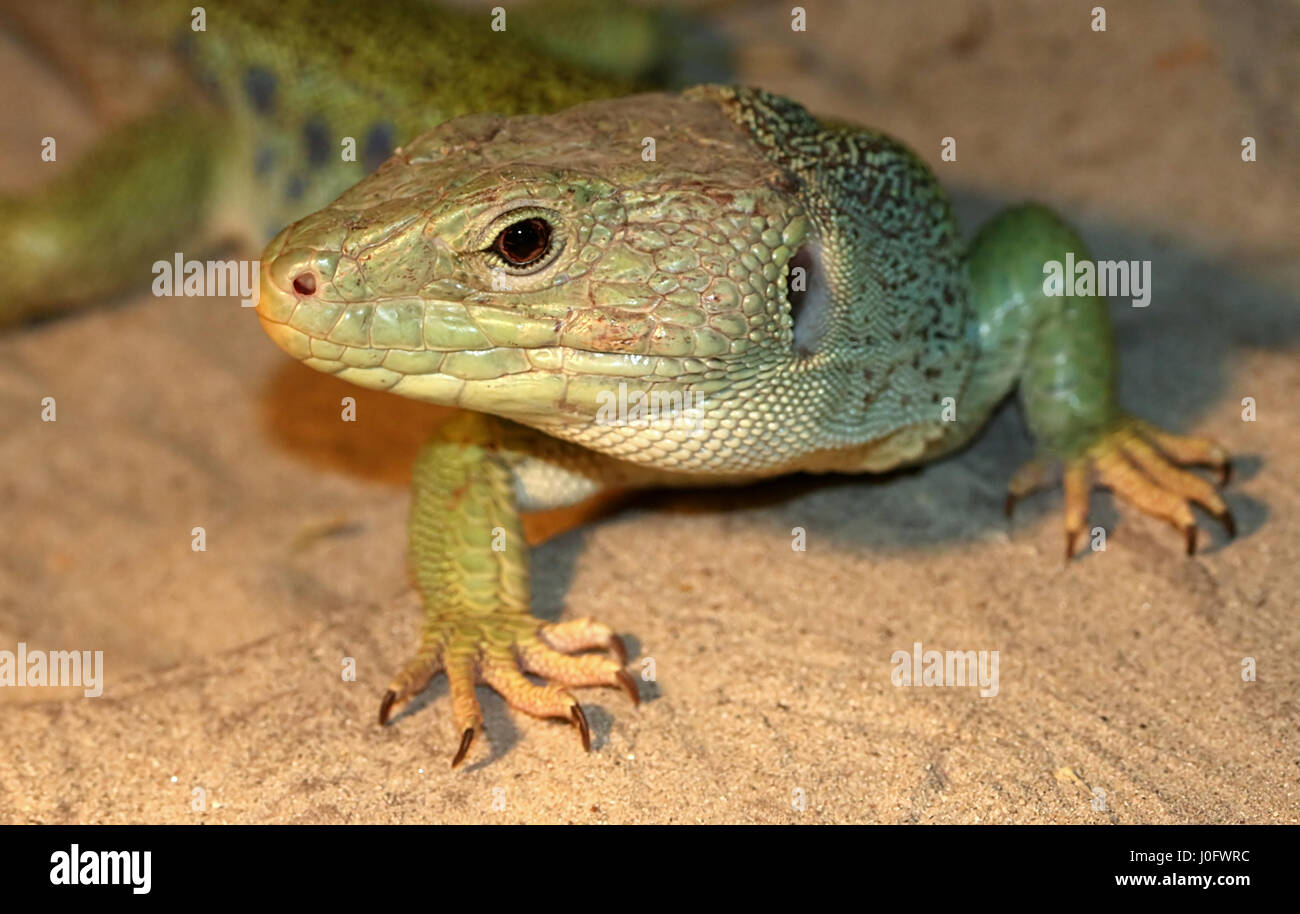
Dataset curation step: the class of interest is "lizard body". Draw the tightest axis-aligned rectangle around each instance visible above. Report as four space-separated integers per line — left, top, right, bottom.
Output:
257 86 1235 766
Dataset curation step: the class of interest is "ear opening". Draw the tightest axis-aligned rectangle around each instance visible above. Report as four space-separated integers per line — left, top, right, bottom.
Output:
787 243 829 358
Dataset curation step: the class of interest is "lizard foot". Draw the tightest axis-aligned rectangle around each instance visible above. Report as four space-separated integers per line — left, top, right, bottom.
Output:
1005 417 1233 559
378 616 637 768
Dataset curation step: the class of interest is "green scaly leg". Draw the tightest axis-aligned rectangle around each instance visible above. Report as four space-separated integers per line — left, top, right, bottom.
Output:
377 412 638 768
948 203 1233 557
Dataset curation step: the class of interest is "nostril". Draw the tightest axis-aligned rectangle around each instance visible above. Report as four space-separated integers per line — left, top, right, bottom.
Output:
292 273 317 296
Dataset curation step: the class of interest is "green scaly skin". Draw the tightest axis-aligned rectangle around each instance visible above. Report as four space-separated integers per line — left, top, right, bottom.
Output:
258 86 1235 766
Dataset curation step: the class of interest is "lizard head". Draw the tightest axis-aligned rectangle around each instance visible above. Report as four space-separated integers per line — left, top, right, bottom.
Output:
257 88 823 463
257 86 965 472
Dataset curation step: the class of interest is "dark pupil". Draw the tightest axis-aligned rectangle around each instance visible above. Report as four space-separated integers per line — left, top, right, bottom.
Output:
495 218 550 266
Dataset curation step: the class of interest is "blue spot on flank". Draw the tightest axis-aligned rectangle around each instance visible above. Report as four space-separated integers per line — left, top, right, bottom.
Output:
253 146 275 177
363 122 396 172
286 175 305 201
303 117 331 167
243 66 277 115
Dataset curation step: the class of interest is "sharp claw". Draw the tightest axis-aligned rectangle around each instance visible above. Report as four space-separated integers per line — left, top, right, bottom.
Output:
609 634 628 665
1183 524 1198 556
616 669 640 707
378 689 397 726
570 703 591 752
1065 529 1080 561
1215 508 1237 539
1220 459 1233 487
1004 493 1018 519
451 727 475 768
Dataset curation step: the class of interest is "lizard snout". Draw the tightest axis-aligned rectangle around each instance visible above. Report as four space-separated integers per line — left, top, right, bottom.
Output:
255 225 347 364
257 226 340 323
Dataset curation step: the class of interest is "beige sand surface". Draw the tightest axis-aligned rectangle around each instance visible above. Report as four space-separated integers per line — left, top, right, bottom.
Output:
0 1 1296 823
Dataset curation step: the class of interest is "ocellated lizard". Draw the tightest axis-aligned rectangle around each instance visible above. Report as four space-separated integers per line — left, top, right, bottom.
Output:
256 85 1235 767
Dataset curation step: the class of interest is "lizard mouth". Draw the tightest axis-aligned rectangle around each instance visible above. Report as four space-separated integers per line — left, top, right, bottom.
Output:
257 266 700 421
260 314 698 421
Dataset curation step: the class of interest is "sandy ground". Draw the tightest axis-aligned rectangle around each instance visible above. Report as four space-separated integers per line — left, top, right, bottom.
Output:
0 0 1296 824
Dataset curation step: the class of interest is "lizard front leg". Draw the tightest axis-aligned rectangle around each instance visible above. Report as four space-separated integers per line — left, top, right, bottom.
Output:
947 203 1233 557
379 411 638 767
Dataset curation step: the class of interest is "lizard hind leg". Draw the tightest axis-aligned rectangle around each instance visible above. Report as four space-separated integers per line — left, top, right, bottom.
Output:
0 104 230 325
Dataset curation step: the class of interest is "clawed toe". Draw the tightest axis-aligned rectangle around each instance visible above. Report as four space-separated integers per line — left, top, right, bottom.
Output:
452 727 475 768
378 689 398 726
571 704 591 752
615 669 641 707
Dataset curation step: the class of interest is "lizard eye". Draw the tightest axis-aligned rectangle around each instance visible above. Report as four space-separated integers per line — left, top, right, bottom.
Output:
491 217 552 267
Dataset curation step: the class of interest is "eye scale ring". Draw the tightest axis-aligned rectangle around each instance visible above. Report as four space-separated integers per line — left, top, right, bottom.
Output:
491 217 552 267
